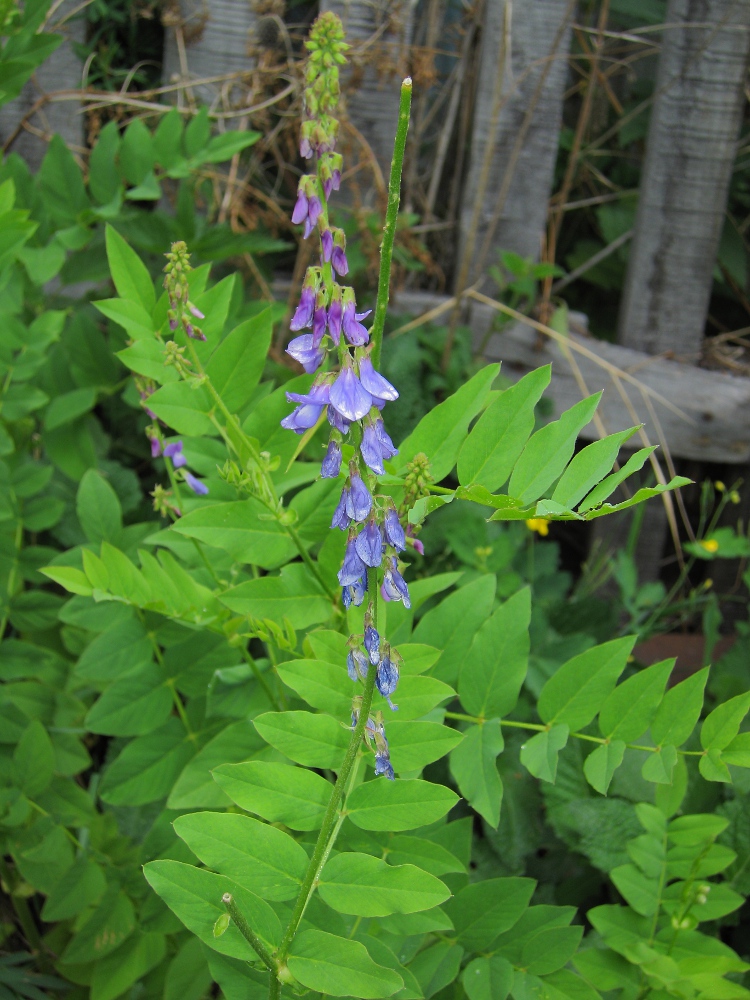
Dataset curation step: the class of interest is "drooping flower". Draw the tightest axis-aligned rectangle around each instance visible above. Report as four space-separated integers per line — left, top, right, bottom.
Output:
383 506 405 551
332 243 348 277
286 334 325 374
280 402 324 434
290 284 316 331
373 415 398 459
328 285 343 346
330 364 372 422
164 441 187 469
331 489 351 530
312 297 328 347
358 357 398 402
321 229 333 263
375 750 395 780
348 574 367 606
376 649 399 709
384 557 411 608
345 473 372 522
338 535 367 586
360 421 385 475
292 183 309 224
364 623 380 665
321 439 342 478
347 647 369 682
304 195 322 239
184 471 209 496
341 292 371 347
355 517 383 568
149 434 161 458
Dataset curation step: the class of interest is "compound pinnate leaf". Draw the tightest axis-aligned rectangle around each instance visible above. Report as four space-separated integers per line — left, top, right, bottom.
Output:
413 574 496 685
205 311 272 412
551 427 638 510
346 779 458 832
538 636 635 731
105 224 155 312
318 851 450 916
444 877 535 950
288 929 403 998
143 860 280 960
212 761 331 831
84 665 172 737
253 711 350 769
172 811 308 901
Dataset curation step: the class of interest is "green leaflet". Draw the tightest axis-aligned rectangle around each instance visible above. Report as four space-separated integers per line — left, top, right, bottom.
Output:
84 664 172 737
445 877 535 949
275 659 352 718
458 588 531 719
318 851 450 916
449 720 504 827
41 857 106 922
171 499 297 569
385 836 466 877
77 468 122 545
537 636 635 732
163 939 212 1000
346 778 459 832
398 365 500 483
212 760 332 831
253 711 350 769
204 310 272 413
462 956 514 1000
598 659 674 742
457 366 551 492
168 721 266 809
13 719 54 797
650 667 709 747
90 932 166 1000
104 224 155 312
172 811 307 901
74 619 153 681
61 887 136 964
371 675 456 721
508 393 602 505
387 720 464 773
583 741 626 796
519 724 570 783
408 942 464 999
551 427 639 510
288 929 403 998
700 691 750 750
413 574 497 684
99 718 196 806
577 446 656 513
147 382 214 436
220 564 330 630
143 860 280 960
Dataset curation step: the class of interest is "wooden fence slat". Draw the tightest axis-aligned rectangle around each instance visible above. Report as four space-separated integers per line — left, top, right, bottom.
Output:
457 0 573 282
617 0 750 356
0 2 84 170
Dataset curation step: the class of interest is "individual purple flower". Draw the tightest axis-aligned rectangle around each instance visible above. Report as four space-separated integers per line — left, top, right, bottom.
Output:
374 415 398 459
286 382 330 407
384 556 411 609
184 471 209 496
331 488 351 530
286 334 325 374
384 507 406 551
376 651 399 709
281 403 323 434
349 574 367 606
345 473 372 522
355 518 383 568
188 302 205 320
290 284 316 331
375 751 395 780
358 357 399 402
330 365 372 422
164 441 187 469
412 538 425 556
332 244 348 277
149 435 161 458
328 286 343 345
347 648 369 682
327 404 349 435
292 184 309 225
169 315 179 332
338 535 367 587
361 421 385 475
321 439 342 478
312 299 327 347
321 229 333 263
364 624 380 665
342 297 371 347
304 195 322 239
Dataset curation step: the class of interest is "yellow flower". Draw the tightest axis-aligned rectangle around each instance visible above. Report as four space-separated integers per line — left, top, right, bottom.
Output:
699 539 719 553
526 518 550 537
715 481 725 492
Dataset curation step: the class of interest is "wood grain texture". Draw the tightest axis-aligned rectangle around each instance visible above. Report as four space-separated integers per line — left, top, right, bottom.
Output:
391 289 750 464
321 0 414 176
457 0 573 276
617 0 750 355
0 1 84 170
162 0 256 108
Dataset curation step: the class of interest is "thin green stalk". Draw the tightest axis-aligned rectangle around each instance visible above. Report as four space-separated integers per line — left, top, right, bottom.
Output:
242 647 281 711
370 78 412 371
269 976 281 1000
275 568 380 969
222 893 276 971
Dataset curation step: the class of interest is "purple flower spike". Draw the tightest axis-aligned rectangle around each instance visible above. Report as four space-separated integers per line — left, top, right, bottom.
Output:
327 404 350 435
286 334 325 374
332 245 348 277
290 285 316 331
331 488 351 530
347 648 369 682
355 518 384 568
342 299 370 346
184 471 209 496
321 439 342 478
361 422 385 475
339 536 367 587
384 507 406 551
292 185 309 225
374 415 398 459
364 624 380 665
321 229 333 263
330 366 372 422
346 474 372 522
164 441 187 469
358 357 399 402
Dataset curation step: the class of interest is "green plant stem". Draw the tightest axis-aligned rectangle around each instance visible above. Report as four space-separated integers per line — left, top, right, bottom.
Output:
242 647 281 711
269 976 281 1000
370 78 412 371
222 893 276 971
274 568 380 974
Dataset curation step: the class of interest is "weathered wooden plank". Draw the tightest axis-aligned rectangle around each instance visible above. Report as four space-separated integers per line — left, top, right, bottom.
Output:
321 0 414 178
391 289 750 464
162 0 256 109
0 1 84 170
617 0 750 355
457 0 573 280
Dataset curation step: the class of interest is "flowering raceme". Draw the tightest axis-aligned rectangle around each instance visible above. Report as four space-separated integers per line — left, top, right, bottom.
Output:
278 11 415 779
